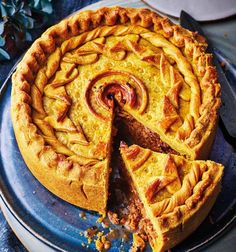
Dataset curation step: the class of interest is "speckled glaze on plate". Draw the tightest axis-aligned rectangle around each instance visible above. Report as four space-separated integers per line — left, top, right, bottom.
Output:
0 2 236 252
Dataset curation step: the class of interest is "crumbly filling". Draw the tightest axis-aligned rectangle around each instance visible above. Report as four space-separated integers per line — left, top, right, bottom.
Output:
107 151 157 252
116 110 178 155
131 233 146 252
108 188 157 252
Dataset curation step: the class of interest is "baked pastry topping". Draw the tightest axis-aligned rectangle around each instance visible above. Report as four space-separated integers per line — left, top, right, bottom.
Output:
11 6 223 251
120 144 224 251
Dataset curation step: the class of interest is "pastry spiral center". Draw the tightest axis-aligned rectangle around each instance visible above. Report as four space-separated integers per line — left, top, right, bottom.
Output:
84 70 148 121
98 81 137 109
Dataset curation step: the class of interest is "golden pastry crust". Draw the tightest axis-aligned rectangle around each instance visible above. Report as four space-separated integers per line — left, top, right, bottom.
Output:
11 7 220 214
120 144 224 251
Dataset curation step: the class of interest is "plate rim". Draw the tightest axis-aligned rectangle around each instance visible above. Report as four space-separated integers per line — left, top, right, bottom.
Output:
0 193 65 252
142 0 236 21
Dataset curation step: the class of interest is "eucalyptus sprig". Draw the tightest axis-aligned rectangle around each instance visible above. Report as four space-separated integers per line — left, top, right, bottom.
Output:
0 0 53 61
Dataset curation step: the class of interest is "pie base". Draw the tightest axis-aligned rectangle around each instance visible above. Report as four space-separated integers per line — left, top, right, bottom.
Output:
13 121 109 213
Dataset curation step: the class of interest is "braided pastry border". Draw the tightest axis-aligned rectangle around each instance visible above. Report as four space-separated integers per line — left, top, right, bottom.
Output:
11 7 221 212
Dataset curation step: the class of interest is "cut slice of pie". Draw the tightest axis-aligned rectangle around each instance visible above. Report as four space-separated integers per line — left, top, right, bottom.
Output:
120 143 223 252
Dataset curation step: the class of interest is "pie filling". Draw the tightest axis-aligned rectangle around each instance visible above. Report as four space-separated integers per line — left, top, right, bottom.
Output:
116 110 178 155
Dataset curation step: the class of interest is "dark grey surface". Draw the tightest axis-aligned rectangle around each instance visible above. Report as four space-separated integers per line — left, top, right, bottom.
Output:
0 0 236 251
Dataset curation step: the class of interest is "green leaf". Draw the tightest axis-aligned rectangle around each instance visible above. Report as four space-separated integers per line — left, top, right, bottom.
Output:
41 0 53 14
0 47 10 60
7 5 16 16
18 1 25 11
0 4 7 17
22 3 31 16
27 16 35 29
0 21 5 35
17 13 35 29
31 0 41 9
0 0 54 60
25 31 32 41
0 36 5 47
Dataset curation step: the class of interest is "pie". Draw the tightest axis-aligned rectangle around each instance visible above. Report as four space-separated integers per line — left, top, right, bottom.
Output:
120 143 223 251
11 6 222 250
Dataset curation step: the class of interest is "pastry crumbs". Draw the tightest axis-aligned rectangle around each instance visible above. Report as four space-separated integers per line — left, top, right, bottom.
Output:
95 235 111 251
131 233 146 252
97 214 106 223
79 212 87 219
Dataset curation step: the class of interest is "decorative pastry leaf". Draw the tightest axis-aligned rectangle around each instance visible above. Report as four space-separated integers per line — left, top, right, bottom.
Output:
163 155 181 194
145 176 176 203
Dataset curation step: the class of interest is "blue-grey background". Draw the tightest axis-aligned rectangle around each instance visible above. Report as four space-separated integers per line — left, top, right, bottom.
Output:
0 0 235 251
